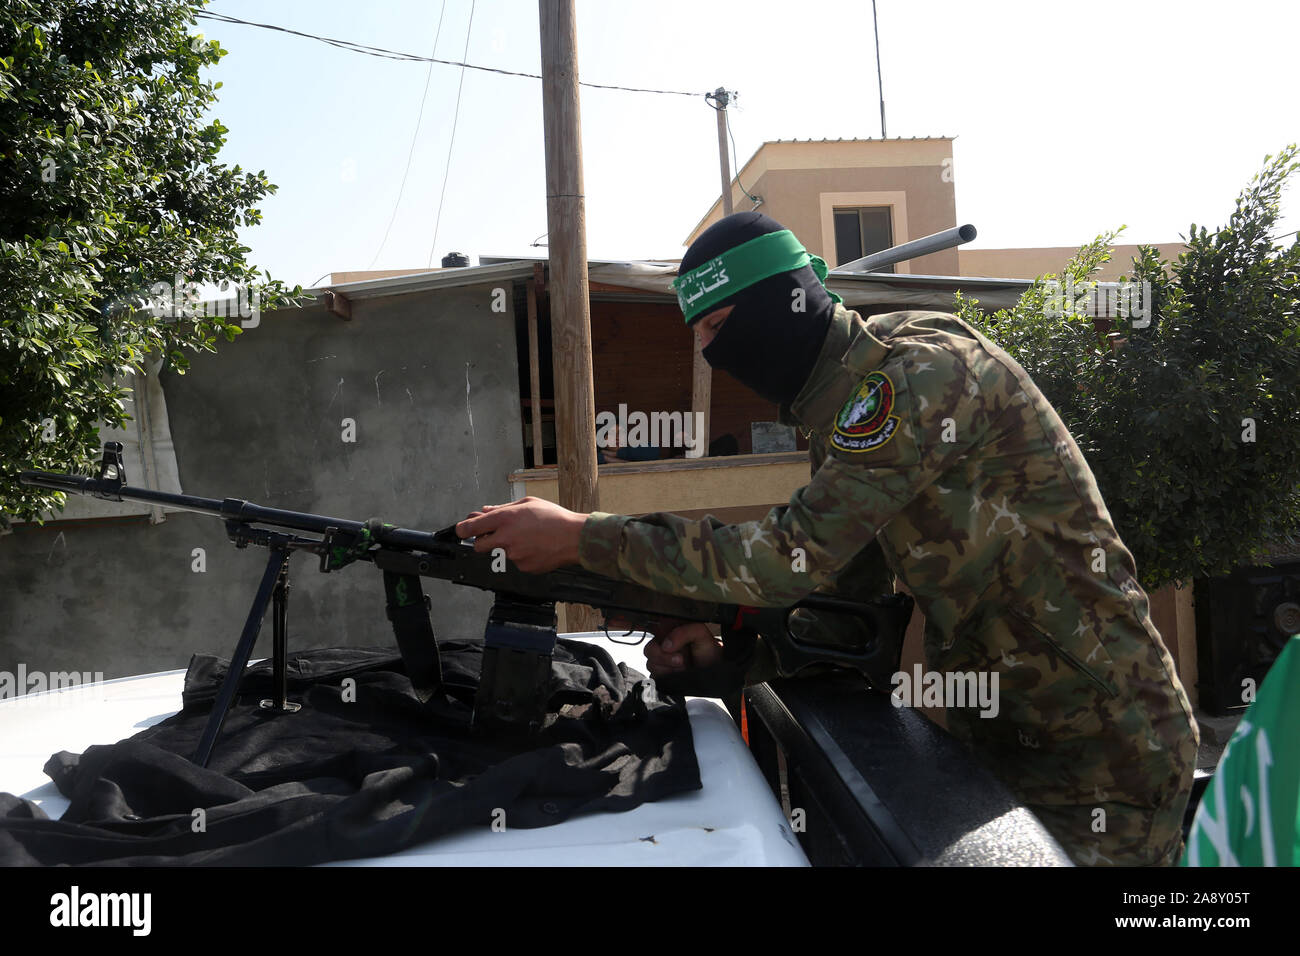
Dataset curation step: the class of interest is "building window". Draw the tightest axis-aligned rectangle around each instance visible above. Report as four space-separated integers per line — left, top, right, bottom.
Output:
833 206 894 271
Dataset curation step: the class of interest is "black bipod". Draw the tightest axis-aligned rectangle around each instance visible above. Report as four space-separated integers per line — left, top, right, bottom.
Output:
191 522 313 768
85 443 306 768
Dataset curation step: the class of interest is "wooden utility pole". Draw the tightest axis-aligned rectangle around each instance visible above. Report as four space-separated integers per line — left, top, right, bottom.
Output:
691 87 735 456
714 89 734 218
526 263 544 469
540 0 599 631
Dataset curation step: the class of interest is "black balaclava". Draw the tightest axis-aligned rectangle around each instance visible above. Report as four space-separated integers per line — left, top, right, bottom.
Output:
681 212 836 407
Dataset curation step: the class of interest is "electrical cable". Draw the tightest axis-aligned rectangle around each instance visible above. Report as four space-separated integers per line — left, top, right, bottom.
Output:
198 10 740 265
726 107 762 208
705 89 761 208
428 0 475 268
370 2 448 269
196 10 705 97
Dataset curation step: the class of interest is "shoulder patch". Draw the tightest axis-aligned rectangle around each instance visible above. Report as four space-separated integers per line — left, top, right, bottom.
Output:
832 371 900 454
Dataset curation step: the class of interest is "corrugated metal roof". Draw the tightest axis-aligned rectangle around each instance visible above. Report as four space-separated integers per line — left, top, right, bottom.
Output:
302 258 1034 311
305 261 537 301
767 136 954 143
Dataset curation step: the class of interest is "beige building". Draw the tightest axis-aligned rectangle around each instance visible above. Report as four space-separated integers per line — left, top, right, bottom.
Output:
688 137 962 274
960 244 1186 282
688 137 1184 281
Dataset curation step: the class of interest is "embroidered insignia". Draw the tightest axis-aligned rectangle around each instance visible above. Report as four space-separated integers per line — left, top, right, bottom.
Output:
832 371 901 453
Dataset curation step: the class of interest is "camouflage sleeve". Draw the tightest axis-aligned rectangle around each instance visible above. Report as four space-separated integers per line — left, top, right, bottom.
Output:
579 346 993 609
579 465 875 607
805 436 894 592
734 440 898 680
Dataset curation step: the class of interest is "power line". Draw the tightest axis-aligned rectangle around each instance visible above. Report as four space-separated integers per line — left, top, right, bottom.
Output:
429 0 475 267
195 10 705 97
725 107 762 209
369 2 448 269
872 0 886 137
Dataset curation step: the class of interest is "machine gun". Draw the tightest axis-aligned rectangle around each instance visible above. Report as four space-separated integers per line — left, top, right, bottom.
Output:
19 442 914 767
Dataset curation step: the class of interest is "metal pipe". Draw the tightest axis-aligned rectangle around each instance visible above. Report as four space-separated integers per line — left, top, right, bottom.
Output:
833 224 977 274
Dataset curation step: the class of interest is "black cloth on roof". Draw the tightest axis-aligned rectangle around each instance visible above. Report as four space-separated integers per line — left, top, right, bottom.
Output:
0 639 700 866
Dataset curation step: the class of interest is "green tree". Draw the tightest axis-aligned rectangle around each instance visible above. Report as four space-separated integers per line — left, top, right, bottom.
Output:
0 0 300 524
955 147 1300 589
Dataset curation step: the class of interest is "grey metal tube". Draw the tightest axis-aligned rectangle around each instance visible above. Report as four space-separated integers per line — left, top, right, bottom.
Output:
17 470 441 552
833 224 977 273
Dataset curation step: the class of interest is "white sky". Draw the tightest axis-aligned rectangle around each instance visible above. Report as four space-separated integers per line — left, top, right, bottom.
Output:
200 0 1299 288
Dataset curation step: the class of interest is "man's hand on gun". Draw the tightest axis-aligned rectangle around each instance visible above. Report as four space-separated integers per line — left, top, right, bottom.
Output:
604 614 725 679
456 500 726 679
645 622 726 678
454 497 586 573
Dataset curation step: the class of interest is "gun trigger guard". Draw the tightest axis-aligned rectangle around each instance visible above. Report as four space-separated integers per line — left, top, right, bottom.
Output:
601 617 647 646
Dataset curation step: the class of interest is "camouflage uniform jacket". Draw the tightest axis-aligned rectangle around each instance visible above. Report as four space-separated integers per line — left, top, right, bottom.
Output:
579 305 1199 865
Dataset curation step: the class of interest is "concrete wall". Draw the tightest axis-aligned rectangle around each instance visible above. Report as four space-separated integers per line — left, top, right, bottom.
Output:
511 452 809 516
959 243 1188 280
0 283 523 683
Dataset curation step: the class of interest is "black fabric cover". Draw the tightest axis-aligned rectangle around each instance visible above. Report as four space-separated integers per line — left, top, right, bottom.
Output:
0 639 700 866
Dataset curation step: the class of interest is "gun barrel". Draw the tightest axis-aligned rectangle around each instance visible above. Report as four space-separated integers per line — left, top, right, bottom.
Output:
17 470 441 552
16 470 93 496
20 469 226 513
831 224 978 274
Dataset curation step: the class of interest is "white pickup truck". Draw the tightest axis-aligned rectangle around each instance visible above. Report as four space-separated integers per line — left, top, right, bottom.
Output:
0 628 1078 866
7 445 1075 866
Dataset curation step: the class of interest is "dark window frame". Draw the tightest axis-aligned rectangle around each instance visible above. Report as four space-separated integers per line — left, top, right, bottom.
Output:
832 206 894 273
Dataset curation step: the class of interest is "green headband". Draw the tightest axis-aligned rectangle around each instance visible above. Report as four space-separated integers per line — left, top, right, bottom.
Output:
673 229 842 324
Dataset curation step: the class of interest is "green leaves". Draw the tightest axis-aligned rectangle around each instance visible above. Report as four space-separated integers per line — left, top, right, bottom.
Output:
0 0 304 525
956 146 1300 589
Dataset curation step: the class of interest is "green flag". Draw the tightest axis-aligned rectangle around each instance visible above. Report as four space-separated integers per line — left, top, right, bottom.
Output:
1183 635 1300 866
